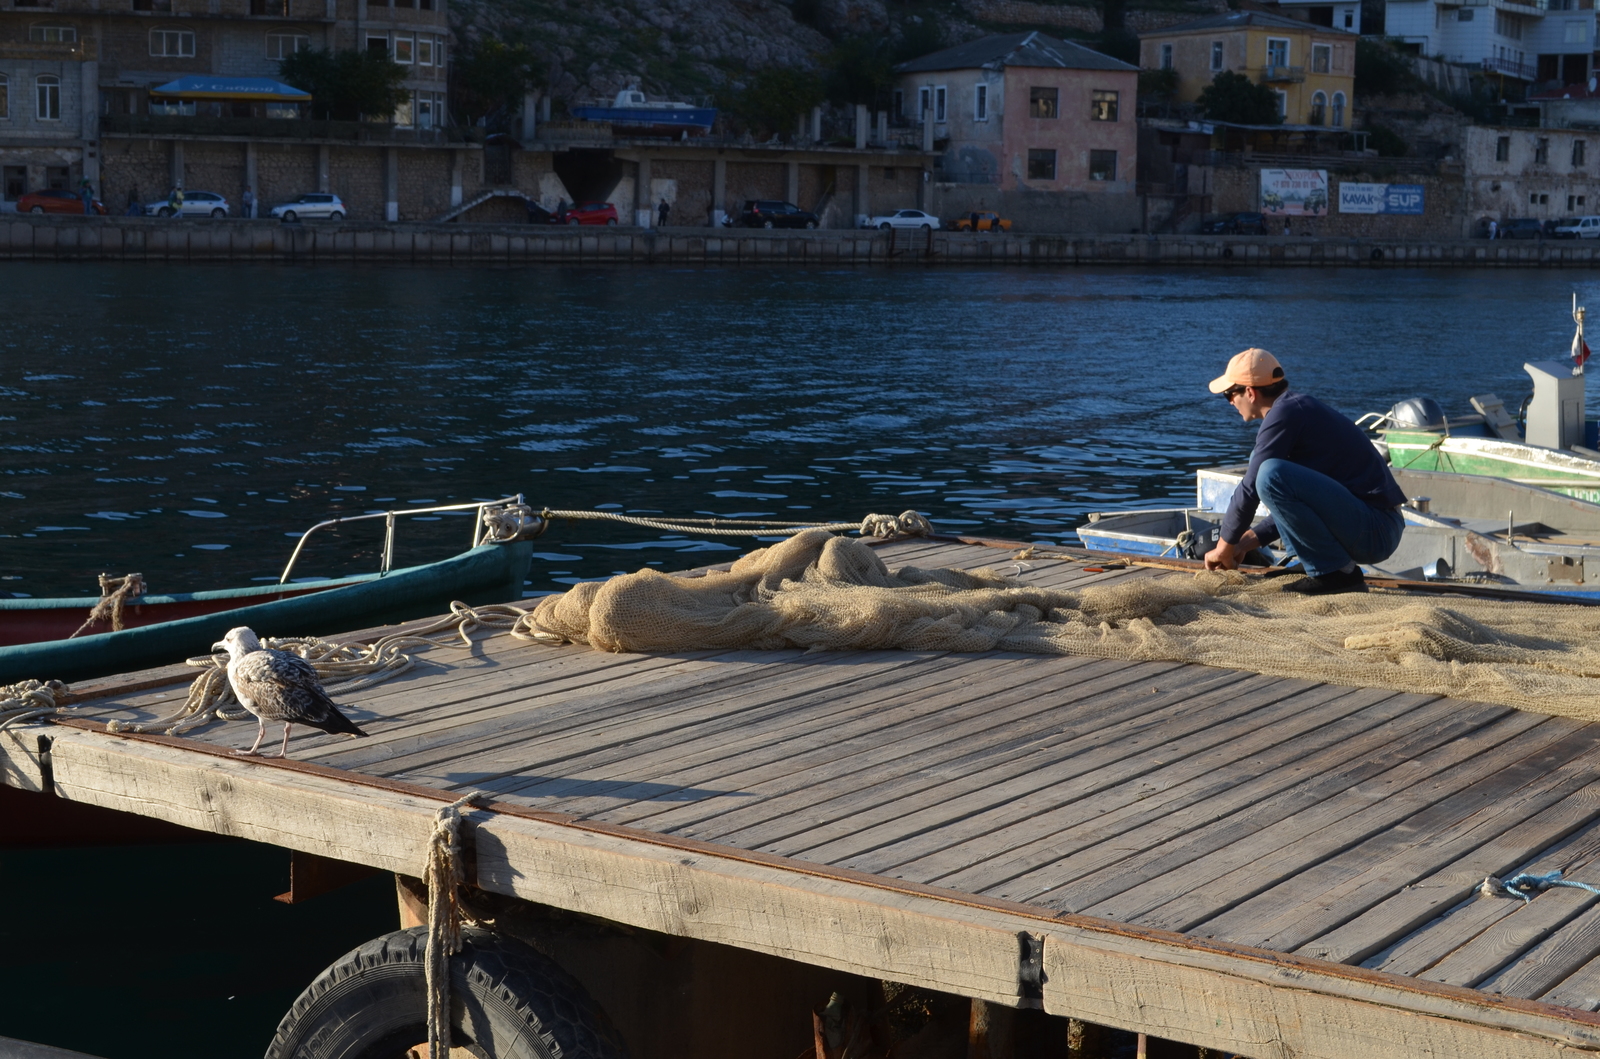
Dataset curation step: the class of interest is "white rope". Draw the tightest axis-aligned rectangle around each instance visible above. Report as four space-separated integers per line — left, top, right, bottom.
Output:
0 679 68 732
539 508 932 539
426 790 487 1059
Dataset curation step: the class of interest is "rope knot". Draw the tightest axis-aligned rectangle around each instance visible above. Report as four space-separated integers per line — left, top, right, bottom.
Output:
860 510 933 539
0 679 68 732
70 573 146 638
425 791 487 1058
481 503 547 543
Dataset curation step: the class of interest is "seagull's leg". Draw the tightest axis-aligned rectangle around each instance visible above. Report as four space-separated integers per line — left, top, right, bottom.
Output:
260 722 292 759
233 718 267 756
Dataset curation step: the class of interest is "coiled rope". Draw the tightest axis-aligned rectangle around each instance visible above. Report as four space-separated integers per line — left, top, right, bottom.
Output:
1480 870 1600 903
538 508 932 539
425 790 487 1059
0 679 67 732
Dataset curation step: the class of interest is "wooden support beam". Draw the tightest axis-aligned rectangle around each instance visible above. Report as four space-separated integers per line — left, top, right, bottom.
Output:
272 848 380 904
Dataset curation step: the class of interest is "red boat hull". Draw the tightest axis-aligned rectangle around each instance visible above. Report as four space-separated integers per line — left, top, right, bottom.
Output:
0 581 349 647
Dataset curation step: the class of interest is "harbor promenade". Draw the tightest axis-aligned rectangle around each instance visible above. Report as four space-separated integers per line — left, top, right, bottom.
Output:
3 214 1595 267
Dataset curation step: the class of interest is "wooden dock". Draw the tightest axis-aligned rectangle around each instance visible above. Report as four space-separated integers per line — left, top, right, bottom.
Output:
8 535 1600 1057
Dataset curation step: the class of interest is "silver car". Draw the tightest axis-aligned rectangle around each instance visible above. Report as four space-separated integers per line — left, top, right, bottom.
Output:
146 190 231 218
864 208 940 231
270 193 346 222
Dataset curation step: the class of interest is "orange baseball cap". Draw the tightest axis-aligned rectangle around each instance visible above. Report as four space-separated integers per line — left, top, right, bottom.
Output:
1208 348 1285 394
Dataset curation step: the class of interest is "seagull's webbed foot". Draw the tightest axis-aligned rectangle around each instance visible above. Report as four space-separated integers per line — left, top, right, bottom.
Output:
232 720 268 757
253 723 294 760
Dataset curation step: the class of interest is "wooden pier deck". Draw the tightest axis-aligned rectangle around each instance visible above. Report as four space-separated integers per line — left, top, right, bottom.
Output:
8 535 1600 1057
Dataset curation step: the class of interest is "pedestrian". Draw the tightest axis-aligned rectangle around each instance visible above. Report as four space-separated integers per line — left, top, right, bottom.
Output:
1282 217 1291 236
1203 348 1407 595
657 199 670 226
1487 218 1498 240
78 179 94 215
241 187 255 219
167 186 184 217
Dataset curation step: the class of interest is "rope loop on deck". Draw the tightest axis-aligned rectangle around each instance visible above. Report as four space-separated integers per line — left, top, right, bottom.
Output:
426 790 488 1059
1479 870 1600 903
0 679 68 732
537 508 931 539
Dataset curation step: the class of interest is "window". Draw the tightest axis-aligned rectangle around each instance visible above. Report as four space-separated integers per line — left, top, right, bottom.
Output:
892 88 903 120
418 91 439 129
266 33 307 59
1089 149 1117 181
3 166 23 200
917 86 930 119
35 75 58 120
974 83 987 121
1312 43 1330 72
1090 89 1119 121
1160 43 1173 69
1530 192 1550 205
393 95 413 126
1536 137 1550 163
0 76 8 120
1343 9 1353 27
1275 89 1288 119
1026 149 1056 180
418 36 433 65
29 25 76 42
1497 135 1511 161
1331 91 1345 127
1266 37 1290 67
1495 13 1522 39
251 0 290 13
1566 19 1589 42
1309 91 1326 125
1029 86 1058 118
150 29 195 56
1458 8 1473 19
934 85 946 122
1210 41 1224 71
367 35 389 57
393 36 414 63
1570 194 1587 209
1576 140 1588 166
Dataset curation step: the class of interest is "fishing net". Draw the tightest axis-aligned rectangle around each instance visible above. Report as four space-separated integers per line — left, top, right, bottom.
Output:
530 529 1600 720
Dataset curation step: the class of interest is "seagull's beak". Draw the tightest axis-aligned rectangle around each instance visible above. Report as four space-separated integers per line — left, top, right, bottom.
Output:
211 641 227 653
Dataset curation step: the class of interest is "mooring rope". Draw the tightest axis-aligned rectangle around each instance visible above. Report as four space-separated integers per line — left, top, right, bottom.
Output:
69 573 147 638
538 508 932 539
1479 870 1600 903
426 790 487 1059
0 679 68 732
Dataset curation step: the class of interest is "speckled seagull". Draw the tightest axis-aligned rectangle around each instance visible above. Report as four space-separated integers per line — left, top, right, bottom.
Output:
212 626 369 758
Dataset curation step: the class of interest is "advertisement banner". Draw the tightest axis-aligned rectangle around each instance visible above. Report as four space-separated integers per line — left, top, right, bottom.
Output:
1339 182 1426 215
1259 169 1329 216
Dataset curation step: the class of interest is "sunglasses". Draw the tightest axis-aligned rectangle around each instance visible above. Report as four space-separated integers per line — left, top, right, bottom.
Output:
1220 386 1248 401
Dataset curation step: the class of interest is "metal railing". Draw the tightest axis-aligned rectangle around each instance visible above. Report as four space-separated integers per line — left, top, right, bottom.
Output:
101 113 480 143
278 494 525 583
1481 55 1538 79
1260 65 1306 83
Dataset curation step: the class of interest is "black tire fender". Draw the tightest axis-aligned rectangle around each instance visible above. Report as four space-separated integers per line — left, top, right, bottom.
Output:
265 926 628 1059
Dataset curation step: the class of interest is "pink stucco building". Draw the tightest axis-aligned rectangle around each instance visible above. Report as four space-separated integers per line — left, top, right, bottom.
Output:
895 32 1141 231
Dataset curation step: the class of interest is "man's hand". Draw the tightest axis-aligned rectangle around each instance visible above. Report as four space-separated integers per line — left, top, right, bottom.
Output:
1204 529 1260 571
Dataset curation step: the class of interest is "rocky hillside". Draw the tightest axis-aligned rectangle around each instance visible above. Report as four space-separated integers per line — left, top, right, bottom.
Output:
449 0 1223 110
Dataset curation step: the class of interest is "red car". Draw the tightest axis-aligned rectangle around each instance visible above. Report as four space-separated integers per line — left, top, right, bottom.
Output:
557 202 619 226
17 188 107 215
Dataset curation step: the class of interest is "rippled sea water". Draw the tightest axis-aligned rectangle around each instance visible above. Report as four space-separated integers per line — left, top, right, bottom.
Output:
4 262 1600 1059
5 262 1599 599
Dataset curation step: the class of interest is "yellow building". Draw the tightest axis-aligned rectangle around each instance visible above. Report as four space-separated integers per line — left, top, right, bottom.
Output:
1139 12 1357 128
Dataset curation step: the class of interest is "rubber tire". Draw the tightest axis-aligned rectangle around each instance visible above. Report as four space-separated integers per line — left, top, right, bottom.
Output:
606 218 617 225
29 206 43 214
211 208 226 218
283 210 297 222
265 926 628 1059
805 220 816 229
763 219 774 228
157 207 172 218
330 211 344 221
879 222 891 230
920 223 931 230
568 218 581 225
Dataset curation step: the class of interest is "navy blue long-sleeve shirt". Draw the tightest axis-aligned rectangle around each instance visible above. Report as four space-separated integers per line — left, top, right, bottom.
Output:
1221 391 1407 546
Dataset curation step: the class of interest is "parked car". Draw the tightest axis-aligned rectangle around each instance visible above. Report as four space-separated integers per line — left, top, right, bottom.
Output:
953 211 1011 232
1201 212 1266 235
146 190 231 218
1555 216 1600 239
1501 218 1545 240
739 200 819 229
269 193 346 222
17 188 106 215
557 202 619 226
864 208 940 231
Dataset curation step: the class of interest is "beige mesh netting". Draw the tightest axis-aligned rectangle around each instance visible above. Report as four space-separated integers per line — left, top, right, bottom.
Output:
529 529 1600 720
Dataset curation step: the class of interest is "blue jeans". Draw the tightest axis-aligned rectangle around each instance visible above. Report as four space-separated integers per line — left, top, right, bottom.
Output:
1256 458 1404 576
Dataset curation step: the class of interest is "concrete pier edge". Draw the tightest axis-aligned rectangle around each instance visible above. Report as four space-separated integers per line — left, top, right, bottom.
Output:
0 215 1589 267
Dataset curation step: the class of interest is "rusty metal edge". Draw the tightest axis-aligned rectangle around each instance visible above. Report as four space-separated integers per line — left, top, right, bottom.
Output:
40 714 1600 1036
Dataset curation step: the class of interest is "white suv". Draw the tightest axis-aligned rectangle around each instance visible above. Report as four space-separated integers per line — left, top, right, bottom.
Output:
270 193 346 222
1554 216 1600 239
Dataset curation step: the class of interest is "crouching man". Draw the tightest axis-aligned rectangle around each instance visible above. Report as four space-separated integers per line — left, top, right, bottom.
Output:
1203 348 1406 595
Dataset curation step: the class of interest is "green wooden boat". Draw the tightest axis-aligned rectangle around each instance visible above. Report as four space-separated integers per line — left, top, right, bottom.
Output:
1381 434 1600 504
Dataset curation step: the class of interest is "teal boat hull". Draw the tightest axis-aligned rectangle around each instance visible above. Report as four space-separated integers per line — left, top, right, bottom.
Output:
0 541 533 686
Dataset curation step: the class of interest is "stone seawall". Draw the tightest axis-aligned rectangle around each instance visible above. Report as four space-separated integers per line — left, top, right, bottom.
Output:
4 215 1599 267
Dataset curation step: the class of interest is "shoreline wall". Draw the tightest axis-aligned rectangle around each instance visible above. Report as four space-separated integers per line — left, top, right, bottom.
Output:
4 214 1599 267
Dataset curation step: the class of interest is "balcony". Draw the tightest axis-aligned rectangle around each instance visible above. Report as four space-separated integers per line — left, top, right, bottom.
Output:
1481 54 1538 79
1260 65 1307 83
101 113 477 144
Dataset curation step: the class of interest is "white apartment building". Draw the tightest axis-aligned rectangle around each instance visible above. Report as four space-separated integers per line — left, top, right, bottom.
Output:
1270 0 1362 35
1386 0 1595 85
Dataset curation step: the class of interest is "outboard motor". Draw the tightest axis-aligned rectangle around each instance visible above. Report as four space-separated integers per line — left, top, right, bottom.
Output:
1388 397 1447 431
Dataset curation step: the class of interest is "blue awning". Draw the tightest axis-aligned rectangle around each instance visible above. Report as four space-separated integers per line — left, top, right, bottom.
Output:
150 76 311 101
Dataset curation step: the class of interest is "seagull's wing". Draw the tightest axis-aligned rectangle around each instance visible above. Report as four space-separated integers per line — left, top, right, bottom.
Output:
231 648 339 724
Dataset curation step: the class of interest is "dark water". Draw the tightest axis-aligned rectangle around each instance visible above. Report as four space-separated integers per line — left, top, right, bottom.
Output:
4 263 1598 600
3 263 1599 1059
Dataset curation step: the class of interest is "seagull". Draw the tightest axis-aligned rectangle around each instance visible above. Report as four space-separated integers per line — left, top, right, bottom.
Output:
212 626 369 758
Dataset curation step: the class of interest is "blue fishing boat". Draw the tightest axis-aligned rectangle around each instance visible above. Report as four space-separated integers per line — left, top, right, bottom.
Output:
571 87 717 136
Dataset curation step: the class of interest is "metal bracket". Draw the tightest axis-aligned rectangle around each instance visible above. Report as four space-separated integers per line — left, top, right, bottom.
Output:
1548 556 1586 583
35 734 54 796
1017 931 1045 1007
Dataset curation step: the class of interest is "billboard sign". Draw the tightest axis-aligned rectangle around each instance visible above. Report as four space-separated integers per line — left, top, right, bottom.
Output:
1260 169 1329 216
1339 182 1426 215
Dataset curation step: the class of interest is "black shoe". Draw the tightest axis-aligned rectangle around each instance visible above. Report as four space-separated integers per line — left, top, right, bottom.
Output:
1283 567 1366 595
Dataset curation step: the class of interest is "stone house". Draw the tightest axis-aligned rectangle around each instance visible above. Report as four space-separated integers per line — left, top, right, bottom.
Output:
0 36 96 202
1139 12 1356 129
893 31 1140 231
1464 124 1599 224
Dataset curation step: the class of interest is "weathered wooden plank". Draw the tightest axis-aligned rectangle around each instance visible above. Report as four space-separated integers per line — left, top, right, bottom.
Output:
1482 901 1600 1001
